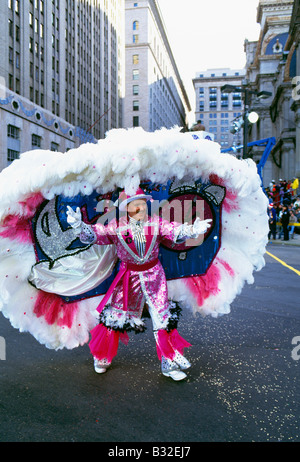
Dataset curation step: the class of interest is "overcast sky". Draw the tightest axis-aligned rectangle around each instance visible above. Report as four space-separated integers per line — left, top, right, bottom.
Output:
158 0 261 118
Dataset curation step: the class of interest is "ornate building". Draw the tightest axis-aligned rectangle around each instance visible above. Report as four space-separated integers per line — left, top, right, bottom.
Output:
244 0 296 186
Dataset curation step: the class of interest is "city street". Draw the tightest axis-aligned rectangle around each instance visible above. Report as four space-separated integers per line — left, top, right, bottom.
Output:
0 242 299 443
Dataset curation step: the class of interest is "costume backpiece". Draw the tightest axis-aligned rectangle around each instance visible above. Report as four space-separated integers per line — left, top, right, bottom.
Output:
0 128 269 351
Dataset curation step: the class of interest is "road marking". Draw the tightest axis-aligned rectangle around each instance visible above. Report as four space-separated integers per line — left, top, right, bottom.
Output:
266 251 300 277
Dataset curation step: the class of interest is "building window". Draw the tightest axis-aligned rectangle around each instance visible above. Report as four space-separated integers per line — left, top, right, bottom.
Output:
133 34 139 43
51 142 59 151
32 134 42 149
133 85 139 95
221 93 228 108
8 19 13 37
133 100 139 111
7 125 20 139
133 54 139 64
232 92 242 107
133 21 139 30
134 3 138 6
9 47 13 64
133 69 139 80
7 149 19 162
133 116 139 127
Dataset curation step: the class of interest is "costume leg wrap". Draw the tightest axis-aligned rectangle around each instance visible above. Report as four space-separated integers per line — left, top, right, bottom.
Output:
89 323 129 363
154 328 191 361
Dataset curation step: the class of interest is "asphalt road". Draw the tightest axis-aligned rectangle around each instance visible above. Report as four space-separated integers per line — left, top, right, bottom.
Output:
0 242 300 443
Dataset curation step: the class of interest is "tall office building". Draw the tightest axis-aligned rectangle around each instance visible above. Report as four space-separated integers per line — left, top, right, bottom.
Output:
193 68 245 150
0 0 124 172
124 0 191 131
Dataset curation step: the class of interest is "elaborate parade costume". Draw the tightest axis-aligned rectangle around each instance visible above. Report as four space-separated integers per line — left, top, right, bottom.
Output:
66 188 211 379
0 127 269 381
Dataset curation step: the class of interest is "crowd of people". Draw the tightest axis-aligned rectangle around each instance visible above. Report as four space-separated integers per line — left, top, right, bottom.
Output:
266 178 300 241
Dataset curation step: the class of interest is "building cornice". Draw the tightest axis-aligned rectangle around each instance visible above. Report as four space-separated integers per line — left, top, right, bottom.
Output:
257 0 294 24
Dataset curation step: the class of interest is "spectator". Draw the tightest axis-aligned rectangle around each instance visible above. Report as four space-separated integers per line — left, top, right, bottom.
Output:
289 208 297 239
276 204 283 239
269 180 276 190
294 196 300 209
190 120 205 131
272 183 280 207
291 177 299 196
281 205 290 241
267 203 277 240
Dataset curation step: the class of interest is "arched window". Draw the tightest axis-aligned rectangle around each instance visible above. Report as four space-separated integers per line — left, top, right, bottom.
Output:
133 20 139 30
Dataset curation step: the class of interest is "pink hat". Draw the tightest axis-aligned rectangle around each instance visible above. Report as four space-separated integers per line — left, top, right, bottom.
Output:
117 187 152 211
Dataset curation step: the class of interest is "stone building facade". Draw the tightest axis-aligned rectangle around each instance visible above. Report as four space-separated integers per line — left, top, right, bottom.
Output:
244 0 297 186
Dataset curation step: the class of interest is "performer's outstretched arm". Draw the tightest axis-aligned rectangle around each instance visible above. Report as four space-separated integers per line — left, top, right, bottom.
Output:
174 217 212 242
66 206 113 245
159 216 212 243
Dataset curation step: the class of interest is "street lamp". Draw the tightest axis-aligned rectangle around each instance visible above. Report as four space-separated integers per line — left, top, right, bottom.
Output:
221 84 272 158
248 111 259 124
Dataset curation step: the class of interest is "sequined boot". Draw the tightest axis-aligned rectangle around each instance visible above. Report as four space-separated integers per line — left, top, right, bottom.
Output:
93 357 111 374
161 356 187 381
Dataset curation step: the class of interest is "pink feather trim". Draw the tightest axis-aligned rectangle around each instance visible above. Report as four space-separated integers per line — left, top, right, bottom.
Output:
89 324 129 362
0 192 44 244
184 263 221 308
209 173 238 212
33 291 78 328
156 329 191 361
216 258 235 277
0 215 33 243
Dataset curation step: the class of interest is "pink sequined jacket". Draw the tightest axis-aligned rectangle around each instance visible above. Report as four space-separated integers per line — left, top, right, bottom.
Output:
83 215 184 332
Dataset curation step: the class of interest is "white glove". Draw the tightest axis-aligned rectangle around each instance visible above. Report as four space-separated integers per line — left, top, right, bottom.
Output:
66 206 82 229
192 217 212 235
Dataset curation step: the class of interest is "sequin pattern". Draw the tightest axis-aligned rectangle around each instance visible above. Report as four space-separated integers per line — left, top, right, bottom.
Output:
90 215 182 330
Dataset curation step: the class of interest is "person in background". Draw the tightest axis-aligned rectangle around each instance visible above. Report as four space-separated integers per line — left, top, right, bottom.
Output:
267 203 277 240
289 207 297 239
281 205 290 241
291 177 299 197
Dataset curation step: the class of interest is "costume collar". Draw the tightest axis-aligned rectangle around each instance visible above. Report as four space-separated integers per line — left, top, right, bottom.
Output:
116 218 159 263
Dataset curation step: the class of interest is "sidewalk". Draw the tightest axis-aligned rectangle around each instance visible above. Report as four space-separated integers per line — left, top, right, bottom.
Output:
268 232 300 247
